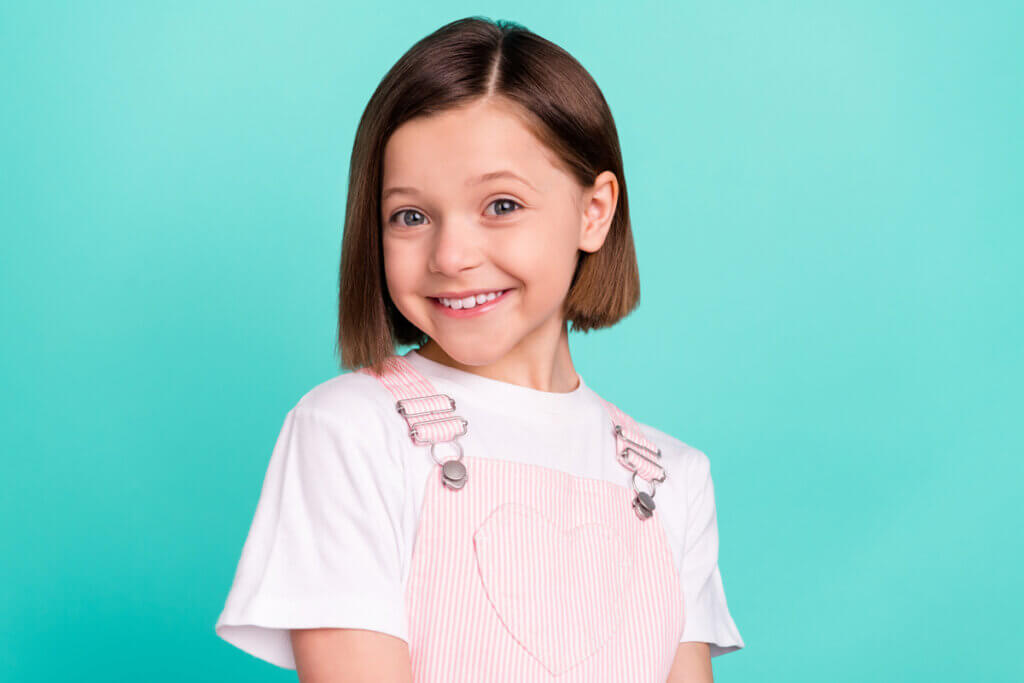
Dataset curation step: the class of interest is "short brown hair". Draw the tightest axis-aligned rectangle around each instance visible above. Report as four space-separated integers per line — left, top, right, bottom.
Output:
337 16 641 372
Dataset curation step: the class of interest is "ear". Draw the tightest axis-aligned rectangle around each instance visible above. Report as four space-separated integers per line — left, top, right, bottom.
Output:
578 170 619 253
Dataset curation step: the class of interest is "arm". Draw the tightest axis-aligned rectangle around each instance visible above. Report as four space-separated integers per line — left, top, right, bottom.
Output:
666 642 713 683
291 628 414 683
670 448 745 675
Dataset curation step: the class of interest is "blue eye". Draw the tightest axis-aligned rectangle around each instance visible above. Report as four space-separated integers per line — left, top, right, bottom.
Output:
390 209 426 227
486 198 523 216
387 198 523 227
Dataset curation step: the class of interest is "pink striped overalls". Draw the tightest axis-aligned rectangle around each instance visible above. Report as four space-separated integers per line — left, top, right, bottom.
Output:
359 355 684 681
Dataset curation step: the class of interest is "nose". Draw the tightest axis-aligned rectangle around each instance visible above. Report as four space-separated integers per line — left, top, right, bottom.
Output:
427 217 484 276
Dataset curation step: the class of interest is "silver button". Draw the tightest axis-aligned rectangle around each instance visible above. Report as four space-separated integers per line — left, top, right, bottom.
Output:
441 459 467 490
633 491 655 519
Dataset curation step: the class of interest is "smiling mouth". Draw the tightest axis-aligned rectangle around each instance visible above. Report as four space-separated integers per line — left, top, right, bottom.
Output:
429 288 513 315
431 288 512 310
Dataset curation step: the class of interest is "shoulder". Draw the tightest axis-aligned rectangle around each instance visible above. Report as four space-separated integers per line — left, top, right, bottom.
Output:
282 369 406 460
632 420 713 497
583 384 712 485
294 368 394 417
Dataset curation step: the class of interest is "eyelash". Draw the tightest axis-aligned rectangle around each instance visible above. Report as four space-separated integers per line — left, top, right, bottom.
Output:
388 198 524 227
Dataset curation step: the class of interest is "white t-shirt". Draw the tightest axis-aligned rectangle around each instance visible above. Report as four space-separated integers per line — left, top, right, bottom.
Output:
214 349 745 669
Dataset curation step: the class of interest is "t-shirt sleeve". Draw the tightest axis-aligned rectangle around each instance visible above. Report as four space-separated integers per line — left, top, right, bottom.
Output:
214 403 408 669
679 449 745 657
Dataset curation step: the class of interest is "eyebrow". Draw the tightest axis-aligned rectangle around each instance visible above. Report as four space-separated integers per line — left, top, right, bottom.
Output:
381 170 537 201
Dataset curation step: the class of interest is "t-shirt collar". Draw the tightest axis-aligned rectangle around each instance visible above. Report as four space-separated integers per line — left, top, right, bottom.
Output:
403 348 591 420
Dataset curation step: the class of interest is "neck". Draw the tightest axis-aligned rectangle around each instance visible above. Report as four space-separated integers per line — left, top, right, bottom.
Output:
415 325 578 394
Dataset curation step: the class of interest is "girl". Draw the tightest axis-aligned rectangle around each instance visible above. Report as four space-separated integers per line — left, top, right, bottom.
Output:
215 16 744 683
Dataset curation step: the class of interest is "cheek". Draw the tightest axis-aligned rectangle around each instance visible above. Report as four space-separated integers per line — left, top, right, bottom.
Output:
382 242 422 297
499 222 579 292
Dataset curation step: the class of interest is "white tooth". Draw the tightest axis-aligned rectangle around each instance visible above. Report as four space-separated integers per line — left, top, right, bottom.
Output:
475 293 487 304
451 298 462 309
441 298 451 307
485 291 497 301
461 296 477 308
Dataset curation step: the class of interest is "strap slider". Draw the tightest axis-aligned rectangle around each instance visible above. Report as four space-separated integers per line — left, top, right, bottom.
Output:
396 393 456 417
408 415 469 446
614 424 662 461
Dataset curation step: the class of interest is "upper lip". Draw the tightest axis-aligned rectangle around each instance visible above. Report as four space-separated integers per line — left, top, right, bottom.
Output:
431 287 510 299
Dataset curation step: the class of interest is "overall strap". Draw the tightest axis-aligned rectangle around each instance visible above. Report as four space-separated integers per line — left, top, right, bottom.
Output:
596 397 667 520
358 355 470 490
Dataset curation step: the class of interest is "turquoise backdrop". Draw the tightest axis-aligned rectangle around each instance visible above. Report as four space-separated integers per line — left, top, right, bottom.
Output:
2 2 1020 681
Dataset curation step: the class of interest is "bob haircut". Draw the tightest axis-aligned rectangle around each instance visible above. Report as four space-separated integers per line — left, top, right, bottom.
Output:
337 16 641 372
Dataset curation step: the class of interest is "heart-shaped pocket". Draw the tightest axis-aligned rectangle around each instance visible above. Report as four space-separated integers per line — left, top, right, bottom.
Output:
472 502 634 675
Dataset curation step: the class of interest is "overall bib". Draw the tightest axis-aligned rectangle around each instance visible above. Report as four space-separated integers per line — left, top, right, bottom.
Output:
359 355 685 682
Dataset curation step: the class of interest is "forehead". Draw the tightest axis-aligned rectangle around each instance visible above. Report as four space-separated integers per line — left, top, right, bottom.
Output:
381 99 563 192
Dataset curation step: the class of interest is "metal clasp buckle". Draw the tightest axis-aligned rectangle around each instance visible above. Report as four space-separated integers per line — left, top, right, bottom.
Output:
408 415 468 446
614 424 665 480
395 394 469 491
614 424 667 519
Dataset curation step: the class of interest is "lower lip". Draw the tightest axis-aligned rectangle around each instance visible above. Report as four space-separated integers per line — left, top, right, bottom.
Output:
431 289 513 318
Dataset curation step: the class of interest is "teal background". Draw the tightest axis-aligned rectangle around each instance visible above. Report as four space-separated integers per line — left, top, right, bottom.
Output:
2 2 1020 681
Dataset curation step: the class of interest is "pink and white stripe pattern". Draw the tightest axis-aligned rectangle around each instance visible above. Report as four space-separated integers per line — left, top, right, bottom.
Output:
361 354 468 445
360 355 684 682
599 399 666 484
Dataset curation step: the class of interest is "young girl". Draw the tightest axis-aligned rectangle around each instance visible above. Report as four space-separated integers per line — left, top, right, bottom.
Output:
215 16 743 682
